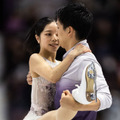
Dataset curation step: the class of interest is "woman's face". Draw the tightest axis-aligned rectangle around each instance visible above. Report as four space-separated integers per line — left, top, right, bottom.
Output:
38 22 59 53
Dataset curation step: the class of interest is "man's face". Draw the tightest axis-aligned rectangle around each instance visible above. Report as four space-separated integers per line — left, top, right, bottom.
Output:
56 20 68 49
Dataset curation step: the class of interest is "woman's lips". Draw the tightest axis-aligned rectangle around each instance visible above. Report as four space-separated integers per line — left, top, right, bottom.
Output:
49 44 59 48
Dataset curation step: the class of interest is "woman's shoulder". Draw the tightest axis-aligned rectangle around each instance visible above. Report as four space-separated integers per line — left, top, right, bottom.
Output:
30 53 42 59
30 53 40 57
29 53 43 63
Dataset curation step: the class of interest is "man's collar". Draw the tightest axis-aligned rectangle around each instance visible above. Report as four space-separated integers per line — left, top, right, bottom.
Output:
63 39 89 59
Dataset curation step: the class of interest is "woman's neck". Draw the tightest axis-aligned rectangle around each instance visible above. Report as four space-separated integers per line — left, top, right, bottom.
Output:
39 50 56 62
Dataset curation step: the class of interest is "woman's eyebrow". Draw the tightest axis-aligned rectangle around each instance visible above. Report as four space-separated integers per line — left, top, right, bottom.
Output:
44 30 52 32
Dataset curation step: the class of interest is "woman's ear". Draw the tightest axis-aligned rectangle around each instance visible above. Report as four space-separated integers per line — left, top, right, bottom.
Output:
35 35 40 43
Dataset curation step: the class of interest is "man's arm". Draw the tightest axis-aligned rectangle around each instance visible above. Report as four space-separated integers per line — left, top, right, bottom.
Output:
93 63 112 111
60 62 112 111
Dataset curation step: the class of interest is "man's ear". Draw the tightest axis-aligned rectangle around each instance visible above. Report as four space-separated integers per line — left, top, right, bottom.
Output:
67 26 74 36
35 35 40 43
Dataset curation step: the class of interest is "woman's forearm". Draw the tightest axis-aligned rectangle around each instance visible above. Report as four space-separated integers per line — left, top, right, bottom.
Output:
49 54 75 83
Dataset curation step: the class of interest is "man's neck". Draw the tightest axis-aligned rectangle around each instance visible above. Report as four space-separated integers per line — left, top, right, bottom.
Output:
65 39 80 51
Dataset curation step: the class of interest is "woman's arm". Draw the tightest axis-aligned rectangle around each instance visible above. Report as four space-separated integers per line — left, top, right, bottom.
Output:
30 53 74 83
30 44 91 83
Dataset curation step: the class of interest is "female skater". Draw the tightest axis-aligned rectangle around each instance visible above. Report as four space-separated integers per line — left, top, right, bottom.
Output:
23 17 90 120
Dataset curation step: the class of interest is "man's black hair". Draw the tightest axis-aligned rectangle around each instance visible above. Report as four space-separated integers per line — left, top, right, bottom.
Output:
55 2 93 40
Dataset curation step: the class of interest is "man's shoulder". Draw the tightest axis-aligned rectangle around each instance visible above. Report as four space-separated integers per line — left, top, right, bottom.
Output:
75 52 96 62
72 52 100 69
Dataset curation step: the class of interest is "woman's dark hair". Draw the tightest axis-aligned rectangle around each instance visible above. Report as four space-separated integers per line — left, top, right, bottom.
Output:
55 2 93 40
24 17 54 54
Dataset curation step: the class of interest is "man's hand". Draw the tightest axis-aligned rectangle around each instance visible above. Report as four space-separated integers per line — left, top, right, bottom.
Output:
27 72 32 85
60 90 81 111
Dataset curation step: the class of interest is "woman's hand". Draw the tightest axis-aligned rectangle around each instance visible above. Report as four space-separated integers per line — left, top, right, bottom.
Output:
60 90 80 111
69 44 91 58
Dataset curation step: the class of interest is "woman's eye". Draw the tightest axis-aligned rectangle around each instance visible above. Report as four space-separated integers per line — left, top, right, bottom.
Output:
56 33 58 36
45 33 51 36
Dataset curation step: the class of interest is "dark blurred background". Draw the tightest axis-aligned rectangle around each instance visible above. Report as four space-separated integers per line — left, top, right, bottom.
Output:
0 0 120 120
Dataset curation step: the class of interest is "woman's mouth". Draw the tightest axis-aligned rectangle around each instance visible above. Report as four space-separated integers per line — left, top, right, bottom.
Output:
49 44 59 48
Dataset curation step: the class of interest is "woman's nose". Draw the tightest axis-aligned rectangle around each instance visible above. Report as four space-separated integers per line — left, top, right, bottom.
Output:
52 34 58 41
